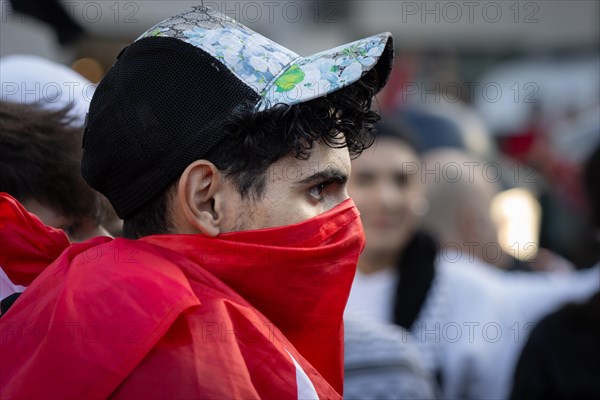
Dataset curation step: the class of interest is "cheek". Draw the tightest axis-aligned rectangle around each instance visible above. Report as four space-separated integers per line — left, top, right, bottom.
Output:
272 202 311 226
245 198 313 230
218 195 256 231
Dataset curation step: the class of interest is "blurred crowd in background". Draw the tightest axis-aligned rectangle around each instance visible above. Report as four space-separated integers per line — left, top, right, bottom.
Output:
1 1 598 399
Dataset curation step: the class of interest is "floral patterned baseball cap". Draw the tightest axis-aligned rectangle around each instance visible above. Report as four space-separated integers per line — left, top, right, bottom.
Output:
137 6 394 111
82 6 393 219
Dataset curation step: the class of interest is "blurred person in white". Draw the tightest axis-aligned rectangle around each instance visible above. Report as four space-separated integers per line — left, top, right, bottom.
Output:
345 120 519 399
510 143 600 400
345 120 600 399
421 148 572 273
421 148 599 321
394 104 569 273
419 147 599 396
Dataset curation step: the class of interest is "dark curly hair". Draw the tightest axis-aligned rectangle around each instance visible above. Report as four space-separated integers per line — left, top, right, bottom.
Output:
0 101 110 226
123 70 381 238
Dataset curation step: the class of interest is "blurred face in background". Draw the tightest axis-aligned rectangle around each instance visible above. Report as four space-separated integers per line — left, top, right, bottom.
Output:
349 137 424 271
22 199 110 242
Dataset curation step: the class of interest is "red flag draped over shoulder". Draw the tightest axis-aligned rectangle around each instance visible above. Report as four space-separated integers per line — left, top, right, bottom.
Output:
0 192 70 286
0 192 364 399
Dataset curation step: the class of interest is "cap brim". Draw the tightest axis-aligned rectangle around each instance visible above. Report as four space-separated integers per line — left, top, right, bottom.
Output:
257 33 394 111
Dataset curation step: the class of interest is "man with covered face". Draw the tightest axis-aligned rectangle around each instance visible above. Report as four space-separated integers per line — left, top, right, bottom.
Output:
0 6 393 399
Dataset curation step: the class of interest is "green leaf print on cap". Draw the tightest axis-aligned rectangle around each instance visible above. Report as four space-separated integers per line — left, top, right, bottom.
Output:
274 65 305 92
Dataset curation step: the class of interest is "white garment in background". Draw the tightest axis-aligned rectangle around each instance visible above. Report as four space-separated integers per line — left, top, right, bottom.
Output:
346 252 600 400
345 266 397 323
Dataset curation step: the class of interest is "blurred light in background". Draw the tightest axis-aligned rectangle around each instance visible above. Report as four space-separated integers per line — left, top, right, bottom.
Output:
492 187 541 261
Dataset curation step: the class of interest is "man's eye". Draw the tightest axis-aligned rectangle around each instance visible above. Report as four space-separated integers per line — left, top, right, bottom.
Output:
309 182 331 201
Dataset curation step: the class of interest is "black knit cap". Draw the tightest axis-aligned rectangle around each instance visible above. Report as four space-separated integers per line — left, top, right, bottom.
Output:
82 6 393 219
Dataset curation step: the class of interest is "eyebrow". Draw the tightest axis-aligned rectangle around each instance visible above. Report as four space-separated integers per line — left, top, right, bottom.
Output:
298 167 348 185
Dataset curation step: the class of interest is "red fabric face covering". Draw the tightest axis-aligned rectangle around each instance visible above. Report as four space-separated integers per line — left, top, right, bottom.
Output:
144 196 366 391
0 192 365 398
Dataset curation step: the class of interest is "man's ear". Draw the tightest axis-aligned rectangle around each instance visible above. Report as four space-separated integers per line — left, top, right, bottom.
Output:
176 160 224 237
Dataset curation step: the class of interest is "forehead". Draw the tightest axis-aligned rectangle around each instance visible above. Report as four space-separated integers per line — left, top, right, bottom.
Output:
308 140 351 170
352 138 419 172
269 141 351 183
